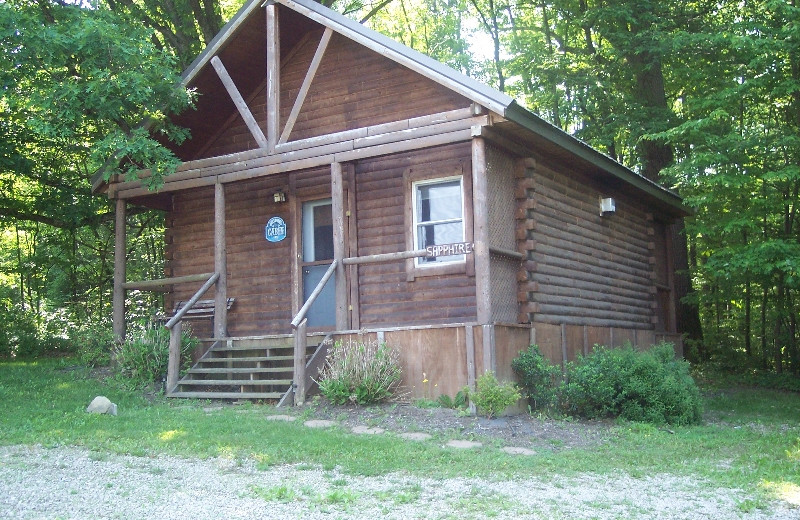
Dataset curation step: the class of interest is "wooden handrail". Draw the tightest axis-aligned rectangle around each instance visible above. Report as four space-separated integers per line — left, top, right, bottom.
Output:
123 272 215 291
342 249 428 265
291 260 338 329
165 272 220 329
164 272 220 394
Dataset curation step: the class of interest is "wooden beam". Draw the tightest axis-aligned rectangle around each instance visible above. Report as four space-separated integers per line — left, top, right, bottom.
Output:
210 56 268 149
331 162 348 330
214 181 228 339
164 272 220 329
293 319 307 405
112 199 126 341
472 136 491 324
279 28 333 144
123 272 216 290
166 321 182 394
266 2 280 152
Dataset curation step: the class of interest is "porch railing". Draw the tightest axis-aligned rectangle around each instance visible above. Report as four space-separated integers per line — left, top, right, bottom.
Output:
123 272 220 395
289 249 429 405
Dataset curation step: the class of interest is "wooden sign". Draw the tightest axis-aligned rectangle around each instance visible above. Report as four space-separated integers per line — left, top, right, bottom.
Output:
426 242 474 257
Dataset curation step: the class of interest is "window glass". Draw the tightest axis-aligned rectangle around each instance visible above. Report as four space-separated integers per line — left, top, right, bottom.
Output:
302 199 333 262
414 178 464 265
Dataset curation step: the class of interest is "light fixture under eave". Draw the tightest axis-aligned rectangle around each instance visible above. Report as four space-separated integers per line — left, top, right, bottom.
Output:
599 197 616 216
273 190 286 203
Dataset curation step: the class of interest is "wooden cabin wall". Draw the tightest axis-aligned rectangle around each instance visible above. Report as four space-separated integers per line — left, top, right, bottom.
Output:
198 32 470 160
354 143 477 327
165 186 216 337
485 144 520 323
519 158 656 330
165 169 330 337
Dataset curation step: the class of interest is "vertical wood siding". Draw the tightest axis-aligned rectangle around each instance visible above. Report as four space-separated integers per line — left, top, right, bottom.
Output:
198 31 470 159
166 169 330 337
354 143 477 326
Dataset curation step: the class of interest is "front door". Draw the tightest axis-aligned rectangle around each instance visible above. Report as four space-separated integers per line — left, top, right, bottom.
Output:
301 199 335 328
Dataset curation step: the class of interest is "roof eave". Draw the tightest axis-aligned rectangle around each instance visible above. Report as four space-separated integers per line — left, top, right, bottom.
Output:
504 102 691 217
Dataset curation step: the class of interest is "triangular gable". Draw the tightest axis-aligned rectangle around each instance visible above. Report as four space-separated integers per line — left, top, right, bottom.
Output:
197 29 472 159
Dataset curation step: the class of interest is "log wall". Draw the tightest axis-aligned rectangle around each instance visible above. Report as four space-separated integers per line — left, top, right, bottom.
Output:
354 143 477 327
199 31 470 159
517 157 657 329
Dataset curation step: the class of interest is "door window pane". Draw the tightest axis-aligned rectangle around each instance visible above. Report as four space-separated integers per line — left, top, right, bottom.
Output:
302 199 333 262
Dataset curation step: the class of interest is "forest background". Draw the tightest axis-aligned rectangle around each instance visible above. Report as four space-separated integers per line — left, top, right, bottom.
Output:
1 0 798 379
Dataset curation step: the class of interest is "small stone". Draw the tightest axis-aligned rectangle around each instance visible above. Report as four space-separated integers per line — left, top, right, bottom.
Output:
501 446 535 456
399 432 432 442
351 425 384 435
266 415 296 422
303 419 337 428
446 439 482 449
86 396 117 416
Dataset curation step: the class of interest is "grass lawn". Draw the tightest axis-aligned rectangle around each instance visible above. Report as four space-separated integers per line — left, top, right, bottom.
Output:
1 358 798 509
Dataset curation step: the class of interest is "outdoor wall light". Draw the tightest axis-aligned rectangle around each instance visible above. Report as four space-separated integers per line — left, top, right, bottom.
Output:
599 197 616 216
273 190 286 203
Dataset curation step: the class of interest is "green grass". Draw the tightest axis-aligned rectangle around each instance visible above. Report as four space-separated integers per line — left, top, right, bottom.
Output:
1 358 798 508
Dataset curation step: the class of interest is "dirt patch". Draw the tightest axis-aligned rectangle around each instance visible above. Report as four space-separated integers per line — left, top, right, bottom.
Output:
300 401 614 451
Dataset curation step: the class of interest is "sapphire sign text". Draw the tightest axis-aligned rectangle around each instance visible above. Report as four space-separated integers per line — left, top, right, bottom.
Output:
425 242 474 257
265 216 287 243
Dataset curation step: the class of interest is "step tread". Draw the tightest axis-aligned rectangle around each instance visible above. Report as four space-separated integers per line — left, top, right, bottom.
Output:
167 391 285 399
188 367 293 374
179 379 292 386
198 356 294 363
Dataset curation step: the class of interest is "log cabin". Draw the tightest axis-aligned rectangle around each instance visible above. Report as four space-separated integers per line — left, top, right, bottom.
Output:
94 0 690 404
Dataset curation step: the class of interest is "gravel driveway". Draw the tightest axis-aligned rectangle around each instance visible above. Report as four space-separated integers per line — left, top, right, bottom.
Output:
1 444 795 519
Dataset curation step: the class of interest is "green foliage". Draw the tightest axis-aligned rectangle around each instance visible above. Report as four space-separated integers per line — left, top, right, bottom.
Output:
0 300 41 359
437 389 468 410
113 321 197 388
70 321 117 368
467 371 521 419
317 340 402 405
559 343 702 426
511 344 560 410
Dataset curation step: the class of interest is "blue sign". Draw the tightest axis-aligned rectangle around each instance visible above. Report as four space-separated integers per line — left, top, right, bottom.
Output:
265 216 287 242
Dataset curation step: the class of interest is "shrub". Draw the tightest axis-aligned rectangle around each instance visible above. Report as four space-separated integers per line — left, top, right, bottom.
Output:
0 299 42 359
317 340 402 405
468 371 522 419
70 320 117 367
559 343 702 426
511 344 561 410
113 321 197 388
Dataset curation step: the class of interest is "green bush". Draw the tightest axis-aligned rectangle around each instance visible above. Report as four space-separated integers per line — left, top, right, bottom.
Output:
468 371 522 419
70 320 117 367
317 340 402 405
113 321 197 388
559 343 702 426
0 297 42 359
511 344 560 410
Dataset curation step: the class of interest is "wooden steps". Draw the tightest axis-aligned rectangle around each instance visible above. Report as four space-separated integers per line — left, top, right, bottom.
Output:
168 334 322 401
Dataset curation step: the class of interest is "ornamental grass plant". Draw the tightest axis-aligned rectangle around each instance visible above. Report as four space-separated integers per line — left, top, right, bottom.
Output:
317 339 402 405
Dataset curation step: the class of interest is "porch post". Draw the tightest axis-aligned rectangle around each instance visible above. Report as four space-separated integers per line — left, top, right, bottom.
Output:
112 198 126 341
214 181 228 338
331 162 348 330
471 135 491 324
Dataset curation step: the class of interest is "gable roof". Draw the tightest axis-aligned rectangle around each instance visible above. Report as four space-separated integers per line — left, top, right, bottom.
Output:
118 0 691 216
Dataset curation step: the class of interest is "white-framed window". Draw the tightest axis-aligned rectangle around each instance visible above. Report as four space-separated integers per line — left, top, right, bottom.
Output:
412 176 465 266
